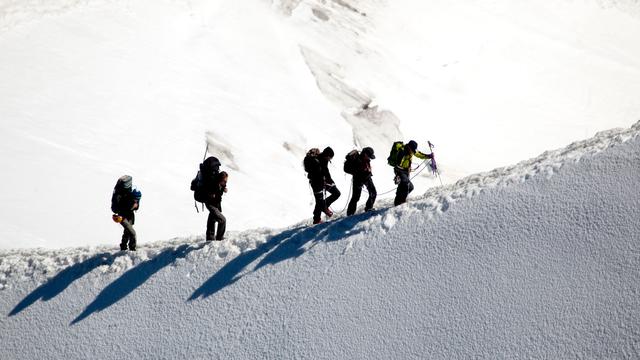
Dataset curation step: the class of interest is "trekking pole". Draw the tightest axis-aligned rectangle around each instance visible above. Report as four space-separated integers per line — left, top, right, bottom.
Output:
323 187 327 208
428 141 443 186
203 143 209 161
194 142 210 214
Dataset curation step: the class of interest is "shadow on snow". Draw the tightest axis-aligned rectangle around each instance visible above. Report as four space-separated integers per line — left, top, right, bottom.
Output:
189 209 383 301
9 252 122 317
71 243 203 325
10 210 383 321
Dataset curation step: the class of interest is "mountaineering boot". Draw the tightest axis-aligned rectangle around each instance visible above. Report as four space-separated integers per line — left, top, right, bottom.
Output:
313 218 323 225
323 208 333 217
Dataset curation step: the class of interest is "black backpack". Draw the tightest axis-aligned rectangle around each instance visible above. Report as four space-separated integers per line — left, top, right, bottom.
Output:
191 156 221 203
303 148 320 173
343 150 359 175
111 175 132 213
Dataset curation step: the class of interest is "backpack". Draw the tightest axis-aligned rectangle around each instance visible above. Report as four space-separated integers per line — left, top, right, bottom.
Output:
111 175 134 213
387 141 404 167
190 171 206 203
191 156 221 203
303 148 320 173
343 150 360 175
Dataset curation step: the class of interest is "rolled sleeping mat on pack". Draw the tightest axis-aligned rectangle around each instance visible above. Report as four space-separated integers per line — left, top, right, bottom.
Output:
116 175 133 190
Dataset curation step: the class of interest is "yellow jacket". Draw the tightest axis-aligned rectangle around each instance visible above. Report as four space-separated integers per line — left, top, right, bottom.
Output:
398 150 430 171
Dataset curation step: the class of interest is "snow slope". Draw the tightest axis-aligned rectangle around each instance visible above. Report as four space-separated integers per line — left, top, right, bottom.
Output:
1 122 639 358
1 0 640 249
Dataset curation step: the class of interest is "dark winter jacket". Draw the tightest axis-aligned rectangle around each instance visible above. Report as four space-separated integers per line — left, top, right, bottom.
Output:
352 154 373 182
307 156 334 185
203 173 227 211
111 190 138 219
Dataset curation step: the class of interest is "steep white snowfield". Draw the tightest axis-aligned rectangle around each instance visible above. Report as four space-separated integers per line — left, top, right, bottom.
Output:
2 0 640 249
1 122 639 358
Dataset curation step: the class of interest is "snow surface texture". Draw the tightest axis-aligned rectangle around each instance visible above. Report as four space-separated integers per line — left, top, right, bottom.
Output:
2 0 640 249
1 121 639 359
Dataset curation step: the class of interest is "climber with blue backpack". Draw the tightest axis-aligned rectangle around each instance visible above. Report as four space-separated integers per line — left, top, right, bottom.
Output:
111 175 142 251
387 140 433 206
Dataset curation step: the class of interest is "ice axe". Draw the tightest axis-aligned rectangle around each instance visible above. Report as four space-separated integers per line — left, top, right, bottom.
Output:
428 141 443 185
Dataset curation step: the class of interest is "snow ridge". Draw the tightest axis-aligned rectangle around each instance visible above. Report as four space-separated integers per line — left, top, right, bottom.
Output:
414 120 640 214
1 121 638 291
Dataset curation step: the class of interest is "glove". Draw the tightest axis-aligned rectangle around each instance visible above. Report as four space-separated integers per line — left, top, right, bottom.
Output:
112 214 123 223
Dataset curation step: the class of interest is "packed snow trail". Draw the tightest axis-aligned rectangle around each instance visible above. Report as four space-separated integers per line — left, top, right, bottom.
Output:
1 122 639 358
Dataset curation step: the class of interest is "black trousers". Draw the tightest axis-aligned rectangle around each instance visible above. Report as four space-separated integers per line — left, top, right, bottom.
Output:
119 213 136 250
347 177 377 216
205 204 226 241
311 181 341 222
394 169 414 206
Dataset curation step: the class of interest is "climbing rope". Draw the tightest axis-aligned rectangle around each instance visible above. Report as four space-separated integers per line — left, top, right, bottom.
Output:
377 159 430 196
331 179 353 214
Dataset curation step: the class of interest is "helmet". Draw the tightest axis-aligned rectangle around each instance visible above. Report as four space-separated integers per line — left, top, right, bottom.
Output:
362 147 375 159
407 140 418 152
